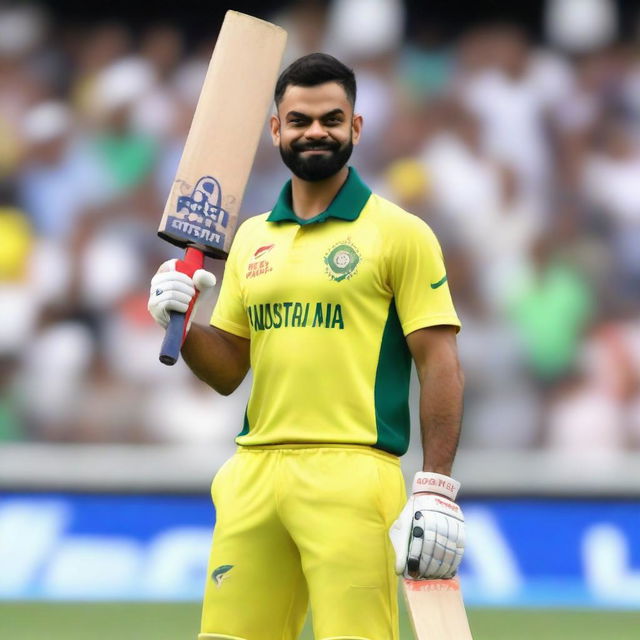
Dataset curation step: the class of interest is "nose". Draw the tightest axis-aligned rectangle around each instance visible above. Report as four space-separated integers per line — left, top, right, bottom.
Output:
304 119 328 140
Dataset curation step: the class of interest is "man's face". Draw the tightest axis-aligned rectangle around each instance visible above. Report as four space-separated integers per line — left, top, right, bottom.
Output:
271 82 362 182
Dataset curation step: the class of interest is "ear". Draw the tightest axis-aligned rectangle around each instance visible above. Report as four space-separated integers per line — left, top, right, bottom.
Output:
352 113 363 146
270 114 281 146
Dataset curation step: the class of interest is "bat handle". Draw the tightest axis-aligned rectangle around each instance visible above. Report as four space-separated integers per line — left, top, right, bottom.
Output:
159 247 204 366
159 311 186 366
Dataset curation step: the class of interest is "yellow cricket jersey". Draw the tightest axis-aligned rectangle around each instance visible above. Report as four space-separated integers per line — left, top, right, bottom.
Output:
211 167 460 456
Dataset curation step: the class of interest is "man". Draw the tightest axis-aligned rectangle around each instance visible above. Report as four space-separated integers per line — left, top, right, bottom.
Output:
148 53 465 640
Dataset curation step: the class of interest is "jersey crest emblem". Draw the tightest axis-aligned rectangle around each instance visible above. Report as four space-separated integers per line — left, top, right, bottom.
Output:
324 241 361 282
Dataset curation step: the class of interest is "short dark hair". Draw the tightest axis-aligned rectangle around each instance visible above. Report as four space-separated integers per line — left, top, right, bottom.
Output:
274 53 356 107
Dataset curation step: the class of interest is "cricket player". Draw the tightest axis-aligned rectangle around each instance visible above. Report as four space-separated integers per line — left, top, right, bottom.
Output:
148 53 465 640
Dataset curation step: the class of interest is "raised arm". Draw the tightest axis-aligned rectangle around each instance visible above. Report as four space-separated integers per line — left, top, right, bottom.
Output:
148 258 250 396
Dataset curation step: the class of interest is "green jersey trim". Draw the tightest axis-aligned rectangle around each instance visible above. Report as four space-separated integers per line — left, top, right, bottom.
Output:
374 300 412 455
238 407 250 438
266 167 372 225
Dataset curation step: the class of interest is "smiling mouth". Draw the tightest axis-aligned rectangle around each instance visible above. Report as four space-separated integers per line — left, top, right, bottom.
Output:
294 142 337 153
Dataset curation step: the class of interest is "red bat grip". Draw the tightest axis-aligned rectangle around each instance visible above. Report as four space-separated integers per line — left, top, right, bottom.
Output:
159 247 204 366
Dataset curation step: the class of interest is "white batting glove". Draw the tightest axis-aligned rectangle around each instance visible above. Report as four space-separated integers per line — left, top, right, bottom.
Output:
147 258 216 331
389 472 465 580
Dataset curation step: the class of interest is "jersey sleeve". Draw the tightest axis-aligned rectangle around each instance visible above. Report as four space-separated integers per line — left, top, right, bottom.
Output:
387 217 461 336
210 230 250 339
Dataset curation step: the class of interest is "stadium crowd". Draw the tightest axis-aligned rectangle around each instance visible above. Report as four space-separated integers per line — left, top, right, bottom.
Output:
1 1 640 457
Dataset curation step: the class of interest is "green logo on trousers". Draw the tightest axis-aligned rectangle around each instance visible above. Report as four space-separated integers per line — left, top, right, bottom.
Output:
212 564 234 588
324 242 360 282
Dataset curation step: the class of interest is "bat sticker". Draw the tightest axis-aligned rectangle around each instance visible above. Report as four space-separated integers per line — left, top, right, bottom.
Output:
167 175 230 249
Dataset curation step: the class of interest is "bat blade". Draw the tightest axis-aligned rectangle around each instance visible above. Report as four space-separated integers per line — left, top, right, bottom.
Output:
156 11 286 365
403 578 473 640
157 10 287 258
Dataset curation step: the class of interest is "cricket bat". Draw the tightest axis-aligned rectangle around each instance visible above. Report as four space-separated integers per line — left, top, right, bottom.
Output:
403 577 473 639
156 11 287 365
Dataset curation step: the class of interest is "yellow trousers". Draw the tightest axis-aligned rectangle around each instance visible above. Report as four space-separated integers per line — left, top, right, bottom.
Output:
199 445 406 640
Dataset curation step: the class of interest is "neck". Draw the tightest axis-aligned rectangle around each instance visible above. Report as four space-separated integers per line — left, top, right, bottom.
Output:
290 167 349 220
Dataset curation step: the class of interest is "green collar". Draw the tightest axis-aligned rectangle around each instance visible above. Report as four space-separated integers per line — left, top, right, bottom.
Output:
266 167 372 225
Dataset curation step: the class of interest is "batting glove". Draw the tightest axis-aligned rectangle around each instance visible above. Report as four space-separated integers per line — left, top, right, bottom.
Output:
147 258 216 333
389 472 465 580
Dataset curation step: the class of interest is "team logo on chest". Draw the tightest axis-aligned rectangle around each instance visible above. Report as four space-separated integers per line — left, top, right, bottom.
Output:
324 240 361 282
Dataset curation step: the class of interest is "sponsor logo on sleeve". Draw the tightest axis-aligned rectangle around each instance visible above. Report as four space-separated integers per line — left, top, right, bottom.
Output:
430 275 448 289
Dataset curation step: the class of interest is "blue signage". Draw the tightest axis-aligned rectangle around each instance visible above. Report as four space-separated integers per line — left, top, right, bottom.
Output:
0 494 638 607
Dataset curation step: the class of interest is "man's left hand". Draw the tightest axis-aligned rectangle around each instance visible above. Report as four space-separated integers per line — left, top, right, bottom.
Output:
389 472 465 580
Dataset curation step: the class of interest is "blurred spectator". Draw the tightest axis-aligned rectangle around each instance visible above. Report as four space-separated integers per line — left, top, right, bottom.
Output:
130 25 185 140
419 100 541 310
86 58 158 193
398 24 453 101
278 0 329 63
551 48 623 189
448 246 541 449
70 22 133 117
19 320 95 440
0 202 36 441
143 376 250 446
506 234 595 387
546 370 626 453
0 354 22 441
456 24 572 205
0 193 74 375
0 205 38 356
326 0 406 176
16 100 112 238
583 111 640 298
546 313 639 453
0 4 50 174
326 0 404 62
545 0 617 54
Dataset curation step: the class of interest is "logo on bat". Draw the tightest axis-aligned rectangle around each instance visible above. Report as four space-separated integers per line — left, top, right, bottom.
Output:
165 176 231 250
176 176 230 228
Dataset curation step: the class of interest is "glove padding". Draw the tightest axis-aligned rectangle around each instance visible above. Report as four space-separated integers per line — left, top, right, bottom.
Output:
389 475 465 580
147 258 216 331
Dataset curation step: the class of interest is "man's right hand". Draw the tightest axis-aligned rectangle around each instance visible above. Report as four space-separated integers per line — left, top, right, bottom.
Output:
147 258 217 333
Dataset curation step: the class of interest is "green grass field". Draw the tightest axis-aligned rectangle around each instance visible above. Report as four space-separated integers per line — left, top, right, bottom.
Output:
1 602 639 639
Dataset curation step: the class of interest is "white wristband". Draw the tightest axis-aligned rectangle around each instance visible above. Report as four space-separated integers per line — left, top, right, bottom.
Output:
412 472 461 500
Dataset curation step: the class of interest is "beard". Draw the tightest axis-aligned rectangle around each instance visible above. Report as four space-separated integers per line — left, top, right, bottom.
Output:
279 137 354 182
